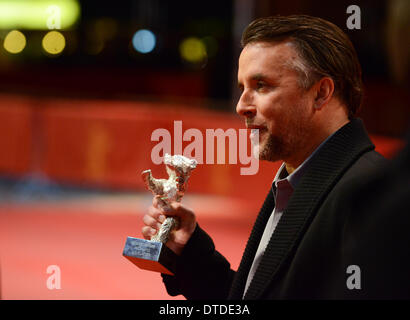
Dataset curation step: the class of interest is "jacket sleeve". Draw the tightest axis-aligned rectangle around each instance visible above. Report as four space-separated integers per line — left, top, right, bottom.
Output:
161 224 235 300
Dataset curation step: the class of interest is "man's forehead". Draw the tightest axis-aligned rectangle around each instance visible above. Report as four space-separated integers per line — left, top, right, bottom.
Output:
238 41 297 80
240 41 297 62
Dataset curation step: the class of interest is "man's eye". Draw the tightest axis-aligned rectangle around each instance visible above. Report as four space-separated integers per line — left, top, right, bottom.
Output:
256 81 266 90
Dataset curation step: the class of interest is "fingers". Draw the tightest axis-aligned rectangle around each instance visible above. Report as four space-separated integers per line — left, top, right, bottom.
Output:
152 195 160 208
141 226 156 240
152 195 180 217
143 213 162 230
148 204 166 223
147 195 196 230
167 202 195 221
153 195 172 213
143 197 197 254
141 203 166 239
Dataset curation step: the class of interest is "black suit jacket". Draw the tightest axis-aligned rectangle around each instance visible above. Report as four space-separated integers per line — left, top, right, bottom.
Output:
340 129 410 299
162 119 389 299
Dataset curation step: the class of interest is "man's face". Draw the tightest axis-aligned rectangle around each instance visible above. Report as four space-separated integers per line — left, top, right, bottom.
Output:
236 41 315 164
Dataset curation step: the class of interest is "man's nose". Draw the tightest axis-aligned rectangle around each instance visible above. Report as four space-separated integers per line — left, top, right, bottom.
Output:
236 90 256 118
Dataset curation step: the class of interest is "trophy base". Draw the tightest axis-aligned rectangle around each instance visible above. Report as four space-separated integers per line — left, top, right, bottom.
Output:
122 236 177 275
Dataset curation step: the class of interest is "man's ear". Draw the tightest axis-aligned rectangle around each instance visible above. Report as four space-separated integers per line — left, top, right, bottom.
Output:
313 77 334 110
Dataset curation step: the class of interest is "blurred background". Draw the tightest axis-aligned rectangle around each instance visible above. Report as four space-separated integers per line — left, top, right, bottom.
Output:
0 0 409 299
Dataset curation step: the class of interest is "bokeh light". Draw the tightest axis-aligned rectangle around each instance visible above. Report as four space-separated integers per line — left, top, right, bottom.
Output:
3 30 26 54
0 0 80 30
179 37 207 64
42 30 66 55
132 29 156 54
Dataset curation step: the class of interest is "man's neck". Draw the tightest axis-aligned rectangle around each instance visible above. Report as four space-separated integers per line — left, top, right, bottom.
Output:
285 163 296 174
285 118 350 172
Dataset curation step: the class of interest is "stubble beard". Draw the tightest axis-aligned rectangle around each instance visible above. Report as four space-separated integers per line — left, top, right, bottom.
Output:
258 114 312 163
259 133 289 162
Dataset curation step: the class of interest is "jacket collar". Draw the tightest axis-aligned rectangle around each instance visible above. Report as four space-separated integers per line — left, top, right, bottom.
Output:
229 118 375 299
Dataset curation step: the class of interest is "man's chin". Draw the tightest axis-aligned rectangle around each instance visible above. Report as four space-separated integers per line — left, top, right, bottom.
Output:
259 154 281 163
258 148 280 162
258 141 286 163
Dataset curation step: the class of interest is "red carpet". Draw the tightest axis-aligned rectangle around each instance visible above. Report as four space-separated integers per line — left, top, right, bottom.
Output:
0 193 258 299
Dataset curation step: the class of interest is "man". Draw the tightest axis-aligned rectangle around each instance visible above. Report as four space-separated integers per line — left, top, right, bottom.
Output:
142 15 386 299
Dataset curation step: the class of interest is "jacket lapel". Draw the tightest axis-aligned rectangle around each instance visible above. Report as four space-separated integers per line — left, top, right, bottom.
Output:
243 119 375 299
228 187 275 299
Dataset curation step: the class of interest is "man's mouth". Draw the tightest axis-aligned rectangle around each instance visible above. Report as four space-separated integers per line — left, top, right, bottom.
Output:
250 128 259 140
245 119 267 142
245 120 266 130
246 124 267 132
248 127 267 143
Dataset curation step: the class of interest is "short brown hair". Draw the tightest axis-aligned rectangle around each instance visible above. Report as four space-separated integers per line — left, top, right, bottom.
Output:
241 15 363 119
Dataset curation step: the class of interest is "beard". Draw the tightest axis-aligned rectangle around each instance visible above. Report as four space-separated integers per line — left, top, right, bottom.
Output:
258 114 313 163
259 133 289 162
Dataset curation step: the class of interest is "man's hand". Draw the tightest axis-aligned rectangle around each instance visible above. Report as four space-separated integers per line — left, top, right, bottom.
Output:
142 195 197 255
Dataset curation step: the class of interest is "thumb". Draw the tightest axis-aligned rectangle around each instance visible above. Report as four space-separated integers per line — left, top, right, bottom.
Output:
167 202 195 221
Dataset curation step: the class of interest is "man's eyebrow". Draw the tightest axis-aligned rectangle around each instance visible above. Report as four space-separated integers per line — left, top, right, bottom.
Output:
238 73 268 87
251 73 267 81
237 73 276 88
